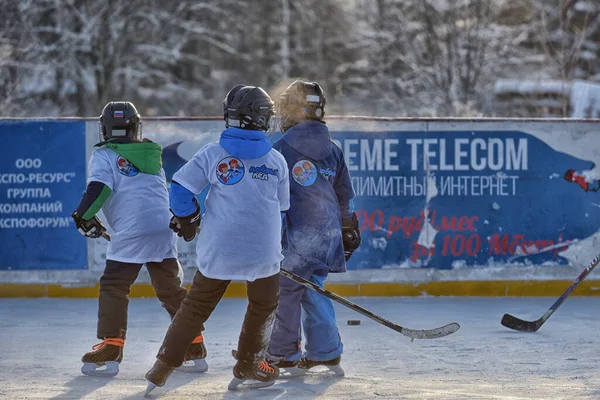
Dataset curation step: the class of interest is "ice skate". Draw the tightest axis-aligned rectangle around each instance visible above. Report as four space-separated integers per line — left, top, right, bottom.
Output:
228 359 279 390
176 335 208 373
269 359 306 378
81 337 124 377
298 355 345 376
144 358 175 396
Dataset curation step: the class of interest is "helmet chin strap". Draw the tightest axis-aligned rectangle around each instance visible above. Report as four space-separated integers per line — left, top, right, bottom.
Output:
98 121 103 143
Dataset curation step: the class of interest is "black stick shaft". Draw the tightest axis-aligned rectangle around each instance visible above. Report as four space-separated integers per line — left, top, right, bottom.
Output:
279 269 404 333
539 253 600 323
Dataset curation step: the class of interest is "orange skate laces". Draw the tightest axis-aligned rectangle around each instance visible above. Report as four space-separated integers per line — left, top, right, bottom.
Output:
91 337 125 350
192 335 204 344
258 361 275 374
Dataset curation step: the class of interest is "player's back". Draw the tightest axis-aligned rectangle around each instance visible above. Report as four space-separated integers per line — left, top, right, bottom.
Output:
173 142 289 281
89 146 175 261
274 120 354 273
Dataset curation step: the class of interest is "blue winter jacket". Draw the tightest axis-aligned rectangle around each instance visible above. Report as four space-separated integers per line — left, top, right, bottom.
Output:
274 120 355 273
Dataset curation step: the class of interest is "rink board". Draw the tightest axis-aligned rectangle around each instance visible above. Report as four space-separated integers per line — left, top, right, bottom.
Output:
1 117 600 296
2 278 600 298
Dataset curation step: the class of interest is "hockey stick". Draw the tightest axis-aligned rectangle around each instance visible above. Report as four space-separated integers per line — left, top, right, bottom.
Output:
501 253 600 332
102 232 111 241
279 269 460 340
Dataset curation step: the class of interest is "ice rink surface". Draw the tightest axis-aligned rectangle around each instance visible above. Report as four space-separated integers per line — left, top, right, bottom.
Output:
1 297 599 400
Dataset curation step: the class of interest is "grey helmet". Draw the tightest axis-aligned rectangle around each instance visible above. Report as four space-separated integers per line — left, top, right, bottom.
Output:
226 86 275 131
99 101 142 142
278 80 326 132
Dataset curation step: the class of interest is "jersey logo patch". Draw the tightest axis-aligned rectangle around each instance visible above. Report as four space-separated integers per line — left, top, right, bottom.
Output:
249 165 278 181
116 156 139 177
216 157 244 185
292 160 317 187
320 167 336 178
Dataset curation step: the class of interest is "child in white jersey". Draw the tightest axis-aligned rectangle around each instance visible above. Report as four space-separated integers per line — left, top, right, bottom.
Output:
72 102 206 377
144 85 289 393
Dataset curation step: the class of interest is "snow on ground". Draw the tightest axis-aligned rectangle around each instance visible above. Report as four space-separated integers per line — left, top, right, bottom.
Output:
1 297 599 400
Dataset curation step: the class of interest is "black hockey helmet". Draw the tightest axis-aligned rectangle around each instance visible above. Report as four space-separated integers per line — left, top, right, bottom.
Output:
278 80 326 132
99 101 141 141
223 84 247 127
226 86 274 131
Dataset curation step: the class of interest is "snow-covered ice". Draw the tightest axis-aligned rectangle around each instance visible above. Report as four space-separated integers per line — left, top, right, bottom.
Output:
1 297 599 399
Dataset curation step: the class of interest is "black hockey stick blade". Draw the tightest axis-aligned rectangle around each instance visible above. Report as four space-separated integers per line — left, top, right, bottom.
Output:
500 253 600 332
501 313 543 332
279 268 460 340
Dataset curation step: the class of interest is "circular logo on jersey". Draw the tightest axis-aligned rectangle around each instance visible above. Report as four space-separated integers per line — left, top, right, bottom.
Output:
216 157 245 185
116 156 139 177
292 160 317 187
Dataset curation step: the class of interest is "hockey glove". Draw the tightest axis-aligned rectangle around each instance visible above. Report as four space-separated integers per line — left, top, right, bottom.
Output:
72 211 107 239
169 201 201 242
342 212 361 261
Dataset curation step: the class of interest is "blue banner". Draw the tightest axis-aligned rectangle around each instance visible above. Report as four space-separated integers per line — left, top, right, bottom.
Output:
0 121 87 270
336 131 599 269
161 129 600 270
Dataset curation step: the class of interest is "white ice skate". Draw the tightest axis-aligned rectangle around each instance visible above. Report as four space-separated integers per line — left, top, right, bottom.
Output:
81 338 124 377
298 356 345 377
272 355 344 378
175 335 209 373
228 376 276 390
144 358 175 397
228 354 279 390
270 360 306 378
81 361 120 377
176 358 208 373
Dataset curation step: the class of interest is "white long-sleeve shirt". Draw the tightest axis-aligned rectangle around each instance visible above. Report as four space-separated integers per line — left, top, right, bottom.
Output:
173 142 290 281
88 148 176 263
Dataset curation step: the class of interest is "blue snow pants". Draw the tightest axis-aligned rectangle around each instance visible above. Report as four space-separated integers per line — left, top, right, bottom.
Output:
268 268 343 362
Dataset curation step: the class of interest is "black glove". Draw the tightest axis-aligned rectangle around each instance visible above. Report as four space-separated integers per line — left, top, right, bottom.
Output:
72 211 107 239
342 212 361 261
170 201 201 242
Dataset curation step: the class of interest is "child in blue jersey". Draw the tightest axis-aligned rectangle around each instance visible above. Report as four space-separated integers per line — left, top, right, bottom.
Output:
267 81 361 376
145 85 289 393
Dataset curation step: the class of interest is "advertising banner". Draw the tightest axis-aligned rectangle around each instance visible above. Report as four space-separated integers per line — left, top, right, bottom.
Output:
335 130 600 269
135 120 599 271
0 121 87 270
4 118 598 275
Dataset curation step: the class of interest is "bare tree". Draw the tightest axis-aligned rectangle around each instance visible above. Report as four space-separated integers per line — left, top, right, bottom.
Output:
331 0 494 117
0 0 355 117
0 0 245 116
402 0 493 115
0 0 37 116
5 0 566 118
538 0 597 115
